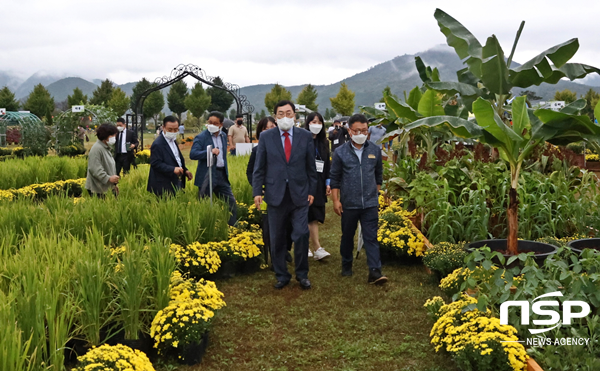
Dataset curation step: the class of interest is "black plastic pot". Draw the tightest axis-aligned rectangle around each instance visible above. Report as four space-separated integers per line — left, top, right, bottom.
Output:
466 239 557 268
177 332 210 365
117 332 156 360
64 338 90 365
241 257 262 275
567 238 600 254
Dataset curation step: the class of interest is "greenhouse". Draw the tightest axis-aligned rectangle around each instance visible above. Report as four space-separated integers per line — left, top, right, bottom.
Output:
0 111 49 155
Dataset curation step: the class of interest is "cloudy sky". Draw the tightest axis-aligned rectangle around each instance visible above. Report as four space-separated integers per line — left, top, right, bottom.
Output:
2 0 599 87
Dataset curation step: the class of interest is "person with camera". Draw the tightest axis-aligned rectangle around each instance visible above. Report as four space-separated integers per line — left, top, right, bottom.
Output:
328 119 349 152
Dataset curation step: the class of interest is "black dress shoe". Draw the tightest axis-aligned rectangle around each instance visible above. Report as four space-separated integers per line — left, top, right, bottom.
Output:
368 268 388 285
273 280 289 289
341 263 353 277
298 278 312 290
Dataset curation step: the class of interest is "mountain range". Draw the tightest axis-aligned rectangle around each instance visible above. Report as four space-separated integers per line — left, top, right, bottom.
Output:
2 46 599 114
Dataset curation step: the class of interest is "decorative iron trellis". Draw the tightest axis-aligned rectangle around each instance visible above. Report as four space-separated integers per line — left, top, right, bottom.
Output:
0 111 48 155
133 64 255 146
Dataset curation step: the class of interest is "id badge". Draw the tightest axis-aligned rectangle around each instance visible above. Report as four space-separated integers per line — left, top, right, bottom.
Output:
333 139 339 145
316 160 325 173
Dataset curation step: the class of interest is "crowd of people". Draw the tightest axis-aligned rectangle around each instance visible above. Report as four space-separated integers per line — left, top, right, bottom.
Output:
85 99 389 289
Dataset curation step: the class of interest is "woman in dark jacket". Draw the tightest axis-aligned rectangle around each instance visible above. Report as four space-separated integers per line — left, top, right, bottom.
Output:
246 116 276 184
305 112 331 260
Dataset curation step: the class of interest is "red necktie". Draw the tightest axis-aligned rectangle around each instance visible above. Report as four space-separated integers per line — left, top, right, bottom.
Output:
283 132 291 162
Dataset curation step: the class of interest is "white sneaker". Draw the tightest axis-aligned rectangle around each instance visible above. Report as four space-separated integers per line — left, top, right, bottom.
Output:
313 247 331 260
308 250 314 258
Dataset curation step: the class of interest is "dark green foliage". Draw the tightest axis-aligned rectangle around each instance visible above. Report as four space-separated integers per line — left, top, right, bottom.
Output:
0 86 20 111
67 87 88 108
207 77 234 113
23 84 55 118
167 80 188 119
89 79 114 107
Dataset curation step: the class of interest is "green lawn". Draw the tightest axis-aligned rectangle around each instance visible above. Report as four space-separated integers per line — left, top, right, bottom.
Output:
164 202 457 371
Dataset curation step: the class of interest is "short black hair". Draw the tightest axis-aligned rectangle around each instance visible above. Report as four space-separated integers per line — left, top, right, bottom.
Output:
348 114 368 128
256 116 276 140
333 119 341 124
96 123 118 141
236 114 243 119
116 118 126 124
208 111 224 123
273 100 295 115
163 115 179 126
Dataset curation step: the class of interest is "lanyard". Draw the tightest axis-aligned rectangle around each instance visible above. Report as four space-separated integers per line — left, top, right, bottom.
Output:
315 143 322 160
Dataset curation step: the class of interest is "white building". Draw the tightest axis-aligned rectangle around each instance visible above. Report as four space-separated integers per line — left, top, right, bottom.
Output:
538 101 566 111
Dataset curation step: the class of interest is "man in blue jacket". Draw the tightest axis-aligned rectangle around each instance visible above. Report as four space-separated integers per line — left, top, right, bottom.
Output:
147 116 193 196
190 111 237 226
330 114 388 285
253 100 318 290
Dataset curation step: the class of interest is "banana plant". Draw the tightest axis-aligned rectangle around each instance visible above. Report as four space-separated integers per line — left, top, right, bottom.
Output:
360 86 452 162
426 9 600 115
402 8 600 255
406 96 600 255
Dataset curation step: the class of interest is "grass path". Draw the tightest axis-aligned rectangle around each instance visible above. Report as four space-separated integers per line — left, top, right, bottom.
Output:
169 202 457 371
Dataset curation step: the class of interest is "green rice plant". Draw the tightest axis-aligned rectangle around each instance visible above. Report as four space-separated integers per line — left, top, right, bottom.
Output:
147 197 182 243
74 228 116 346
0 290 38 371
0 156 87 190
147 238 177 312
114 235 150 340
227 154 253 204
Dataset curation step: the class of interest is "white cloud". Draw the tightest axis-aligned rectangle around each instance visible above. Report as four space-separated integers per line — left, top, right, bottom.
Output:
1 0 599 86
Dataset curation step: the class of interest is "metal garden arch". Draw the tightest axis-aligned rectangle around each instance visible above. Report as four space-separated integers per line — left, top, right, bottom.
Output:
132 64 255 146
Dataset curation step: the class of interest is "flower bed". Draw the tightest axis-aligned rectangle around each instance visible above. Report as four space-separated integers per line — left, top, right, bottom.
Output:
378 195 426 259
424 295 528 371
0 178 85 201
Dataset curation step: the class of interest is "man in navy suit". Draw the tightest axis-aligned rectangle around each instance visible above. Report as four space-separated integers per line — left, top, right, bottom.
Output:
147 116 193 196
253 100 317 290
190 111 237 226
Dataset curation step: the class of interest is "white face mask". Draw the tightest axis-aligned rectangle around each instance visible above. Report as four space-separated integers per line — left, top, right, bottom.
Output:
309 124 322 135
107 136 116 145
351 134 367 145
207 124 220 134
164 132 178 141
117 126 125 132
277 117 295 131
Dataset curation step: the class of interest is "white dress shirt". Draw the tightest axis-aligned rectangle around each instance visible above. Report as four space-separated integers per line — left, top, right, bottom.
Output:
119 129 127 154
163 132 182 167
211 133 225 168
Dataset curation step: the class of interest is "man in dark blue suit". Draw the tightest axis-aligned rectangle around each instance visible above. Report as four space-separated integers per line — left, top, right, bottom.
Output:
147 116 193 196
253 100 317 290
190 111 237 226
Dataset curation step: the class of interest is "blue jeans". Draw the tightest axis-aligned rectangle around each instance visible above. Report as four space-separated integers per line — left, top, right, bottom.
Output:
340 207 382 270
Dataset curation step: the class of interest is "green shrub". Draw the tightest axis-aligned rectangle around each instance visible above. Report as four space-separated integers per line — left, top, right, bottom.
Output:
423 242 466 277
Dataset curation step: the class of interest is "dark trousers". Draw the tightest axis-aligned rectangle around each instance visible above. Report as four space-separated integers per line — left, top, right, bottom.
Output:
268 187 310 282
115 153 132 176
199 168 237 226
340 207 382 270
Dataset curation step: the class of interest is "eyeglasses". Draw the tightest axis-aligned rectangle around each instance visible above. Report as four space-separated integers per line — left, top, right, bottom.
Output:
276 111 295 119
350 129 368 135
